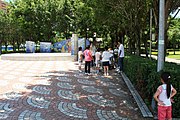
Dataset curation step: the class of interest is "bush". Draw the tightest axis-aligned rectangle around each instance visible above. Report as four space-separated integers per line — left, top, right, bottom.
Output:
124 53 180 117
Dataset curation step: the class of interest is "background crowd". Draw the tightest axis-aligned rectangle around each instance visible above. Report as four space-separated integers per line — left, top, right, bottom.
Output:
78 40 124 76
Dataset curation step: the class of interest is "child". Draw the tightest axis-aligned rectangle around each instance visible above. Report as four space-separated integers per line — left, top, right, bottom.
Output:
101 46 111 76
90 41 96 68
78 47 83 72
113 45 119 68
95 48 101 74
83 45 93 75
108 47 114 69
154 72 177 120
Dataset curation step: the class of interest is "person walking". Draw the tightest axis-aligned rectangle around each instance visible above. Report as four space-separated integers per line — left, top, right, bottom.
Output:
118 40 124 72
108 47 114 69
113 44 119 68
83 45 93 75
78 47 83 73
90 41 96 68
154 72 177 120
95 48 101 74
102 46 111 76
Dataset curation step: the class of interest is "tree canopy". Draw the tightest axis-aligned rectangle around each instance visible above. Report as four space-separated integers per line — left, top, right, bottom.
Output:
0 0 180 54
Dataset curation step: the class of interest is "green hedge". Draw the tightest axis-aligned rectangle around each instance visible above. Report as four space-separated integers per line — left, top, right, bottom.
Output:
124 54 180 117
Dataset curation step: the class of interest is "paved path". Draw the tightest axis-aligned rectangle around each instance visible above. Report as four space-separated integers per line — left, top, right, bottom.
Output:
0 60 150 120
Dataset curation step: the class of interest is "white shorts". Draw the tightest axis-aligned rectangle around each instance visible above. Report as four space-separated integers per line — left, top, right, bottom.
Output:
78 59 82 66
96 60 101 67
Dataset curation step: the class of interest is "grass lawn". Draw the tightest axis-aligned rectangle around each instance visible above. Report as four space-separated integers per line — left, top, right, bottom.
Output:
152 52 158 55
167 51 180 60
167 55 180 60
151 51 180 60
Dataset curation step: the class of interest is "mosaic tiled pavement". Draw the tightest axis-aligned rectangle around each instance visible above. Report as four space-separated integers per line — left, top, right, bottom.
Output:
0 60 152 120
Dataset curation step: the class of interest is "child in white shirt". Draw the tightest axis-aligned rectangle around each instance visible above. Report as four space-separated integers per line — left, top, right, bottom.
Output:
78 47 83 72
95 48 101 74
102 46 111 76
154 72 177 120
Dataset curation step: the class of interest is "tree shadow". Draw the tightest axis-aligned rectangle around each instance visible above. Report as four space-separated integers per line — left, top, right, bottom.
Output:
0 69 80 119
0 69 144 120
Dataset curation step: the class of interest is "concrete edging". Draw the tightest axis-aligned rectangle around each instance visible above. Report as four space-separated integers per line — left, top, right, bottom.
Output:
121 72 153 118
0 53 74 61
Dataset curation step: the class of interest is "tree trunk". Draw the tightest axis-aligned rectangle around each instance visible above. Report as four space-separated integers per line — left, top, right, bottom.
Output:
5 44 8 52
110 32 114 48
128 37 132 54
13 37 16 52
133 41 136 55
145 41 148 58
17 36 20 51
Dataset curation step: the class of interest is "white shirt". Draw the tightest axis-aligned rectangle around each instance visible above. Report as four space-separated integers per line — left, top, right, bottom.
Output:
109 50 113 57
114 48 118 55
158 84 173 106
91 45 96 56
118 44 124 57
102 51 111 62
95 52 101 64
78 51 83 61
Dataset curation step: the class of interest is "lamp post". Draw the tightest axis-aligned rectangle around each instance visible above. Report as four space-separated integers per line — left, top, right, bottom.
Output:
93 32 96 42
150 8 153 59
85 27 89 48
157 0 165 72
70 0 78 61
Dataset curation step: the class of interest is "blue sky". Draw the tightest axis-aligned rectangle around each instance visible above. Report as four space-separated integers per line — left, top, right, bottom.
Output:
4 0 10 2
171 10 180 18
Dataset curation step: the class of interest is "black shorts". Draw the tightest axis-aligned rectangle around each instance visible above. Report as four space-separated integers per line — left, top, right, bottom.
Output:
114 54 118 59
102 61 109 66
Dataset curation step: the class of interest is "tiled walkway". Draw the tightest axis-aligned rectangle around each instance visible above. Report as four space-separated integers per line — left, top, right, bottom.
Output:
0 60 150 120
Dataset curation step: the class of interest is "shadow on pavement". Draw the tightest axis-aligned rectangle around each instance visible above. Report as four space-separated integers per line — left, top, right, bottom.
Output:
0 69 152 120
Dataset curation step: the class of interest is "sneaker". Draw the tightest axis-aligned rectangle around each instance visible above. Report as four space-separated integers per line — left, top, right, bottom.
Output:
104 73 106 76
79 70 82 73
118 71 122 74
88 73 91 75
85 73 88 75
107 73 109 76
115 68 119 71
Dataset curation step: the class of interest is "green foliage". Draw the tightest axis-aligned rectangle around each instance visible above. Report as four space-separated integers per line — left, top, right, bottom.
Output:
168 18 180 49
124 54 180 117
1 0 180 54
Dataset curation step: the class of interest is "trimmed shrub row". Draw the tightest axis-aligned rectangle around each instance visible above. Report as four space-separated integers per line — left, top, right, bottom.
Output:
124 54 180 117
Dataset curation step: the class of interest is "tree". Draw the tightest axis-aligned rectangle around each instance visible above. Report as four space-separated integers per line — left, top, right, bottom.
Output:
91 0 151 55
168 18 180 54
8 0 65 44
153 0 180 57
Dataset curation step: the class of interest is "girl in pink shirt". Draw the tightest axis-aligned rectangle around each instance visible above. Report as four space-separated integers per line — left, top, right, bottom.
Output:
154 72 177 120
83 46 93 75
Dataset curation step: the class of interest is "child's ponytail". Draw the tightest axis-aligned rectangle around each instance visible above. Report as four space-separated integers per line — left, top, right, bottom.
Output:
161 72 171 98
166 76 171 98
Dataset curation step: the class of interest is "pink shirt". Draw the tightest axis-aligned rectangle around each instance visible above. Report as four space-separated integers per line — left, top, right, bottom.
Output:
83 49 92 61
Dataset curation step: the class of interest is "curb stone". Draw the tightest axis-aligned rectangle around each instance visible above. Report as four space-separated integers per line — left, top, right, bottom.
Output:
120 72 153 118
